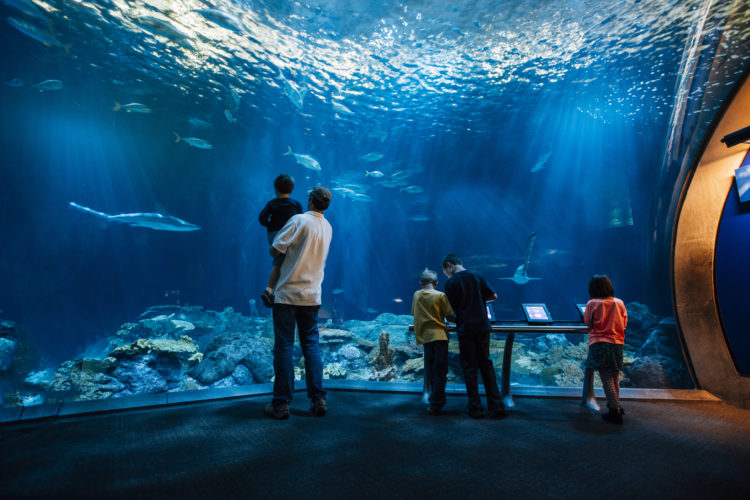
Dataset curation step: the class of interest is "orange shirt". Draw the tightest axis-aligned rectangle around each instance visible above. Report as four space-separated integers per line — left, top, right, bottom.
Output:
583 297 627 345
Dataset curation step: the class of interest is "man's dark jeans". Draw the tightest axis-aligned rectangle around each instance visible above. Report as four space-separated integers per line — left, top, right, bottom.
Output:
458 331 503 411
272 303 326 404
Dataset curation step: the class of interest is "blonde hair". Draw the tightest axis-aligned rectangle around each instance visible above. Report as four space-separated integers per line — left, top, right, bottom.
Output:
419 267 438 285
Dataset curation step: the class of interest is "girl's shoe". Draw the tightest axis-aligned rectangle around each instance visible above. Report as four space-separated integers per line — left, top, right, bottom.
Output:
602 408 624 425
581 398 600 412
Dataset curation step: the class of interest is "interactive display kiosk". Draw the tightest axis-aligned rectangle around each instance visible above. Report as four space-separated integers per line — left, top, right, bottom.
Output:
576 304 586 320
522 303 553 323
486 303 496 322
409 302 590 408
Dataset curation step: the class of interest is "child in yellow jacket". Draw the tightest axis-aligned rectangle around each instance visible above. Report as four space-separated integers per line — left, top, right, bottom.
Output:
411 268 455 415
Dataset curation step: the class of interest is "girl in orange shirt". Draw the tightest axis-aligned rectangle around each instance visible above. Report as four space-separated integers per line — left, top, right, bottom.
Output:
583 275 628 424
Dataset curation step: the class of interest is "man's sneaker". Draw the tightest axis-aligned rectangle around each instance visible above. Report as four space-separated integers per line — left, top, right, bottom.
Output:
260 290 274 308
311 397 327 417
468 407 484 419
264 402 289 420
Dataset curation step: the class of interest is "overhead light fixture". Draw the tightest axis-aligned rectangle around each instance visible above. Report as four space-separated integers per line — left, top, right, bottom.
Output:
721 125 750 148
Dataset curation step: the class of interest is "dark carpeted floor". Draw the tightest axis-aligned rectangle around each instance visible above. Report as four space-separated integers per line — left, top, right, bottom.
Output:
1 391 749 499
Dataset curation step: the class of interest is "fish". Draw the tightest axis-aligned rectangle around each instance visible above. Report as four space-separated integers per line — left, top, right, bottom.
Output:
136 16 193 48
342 184 365 194
333 187 356 197
501 233 542 285
33 79 63 91
402 185 424 194
280 72 307 110
142 0 174 12
193 8 244 33
368 129 388 142
187 117 213 129
69 202 200 232
2 0 47 22
7 17 64 48
174 133 213 149
112 102 151 113
332 289 345 295
358 152 384 162
224 109 237 123
462 255 509 272
393 298 403 303
230 87 241 107
530 151 552 173
379 180 405 188
332 101 354 115
391 170 411 180
4 78 23 87
366 170 385 178
366 308 378 314
283 146 321 171
351 193 372 202
341 183 365 192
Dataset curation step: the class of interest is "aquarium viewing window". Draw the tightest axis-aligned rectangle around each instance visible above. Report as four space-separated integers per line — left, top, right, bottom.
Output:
522 304 552 324
735 165 750 203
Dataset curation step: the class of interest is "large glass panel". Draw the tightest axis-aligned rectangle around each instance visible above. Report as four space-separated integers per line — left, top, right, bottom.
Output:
2 0 750 408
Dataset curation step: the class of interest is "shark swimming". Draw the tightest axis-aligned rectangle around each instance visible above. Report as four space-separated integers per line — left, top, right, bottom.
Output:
69 202 201 232
502 232 541 285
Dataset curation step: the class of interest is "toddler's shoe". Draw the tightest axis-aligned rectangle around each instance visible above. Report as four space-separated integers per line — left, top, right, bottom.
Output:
260 290 274 308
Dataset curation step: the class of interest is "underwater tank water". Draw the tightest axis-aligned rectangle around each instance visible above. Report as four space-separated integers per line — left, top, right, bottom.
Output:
1 0 750 407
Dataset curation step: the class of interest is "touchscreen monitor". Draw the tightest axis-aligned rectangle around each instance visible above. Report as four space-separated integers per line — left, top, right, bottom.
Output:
576 303 586 320
522 303 552 323
486 304 496 322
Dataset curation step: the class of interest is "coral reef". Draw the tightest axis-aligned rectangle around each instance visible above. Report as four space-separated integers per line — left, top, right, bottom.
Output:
371 332 395 371
401 357 424 378
1 301 694 407
0 337 16 371
48 335 203 401
323 362 347 379
189 332 273 387
1 318 42 407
